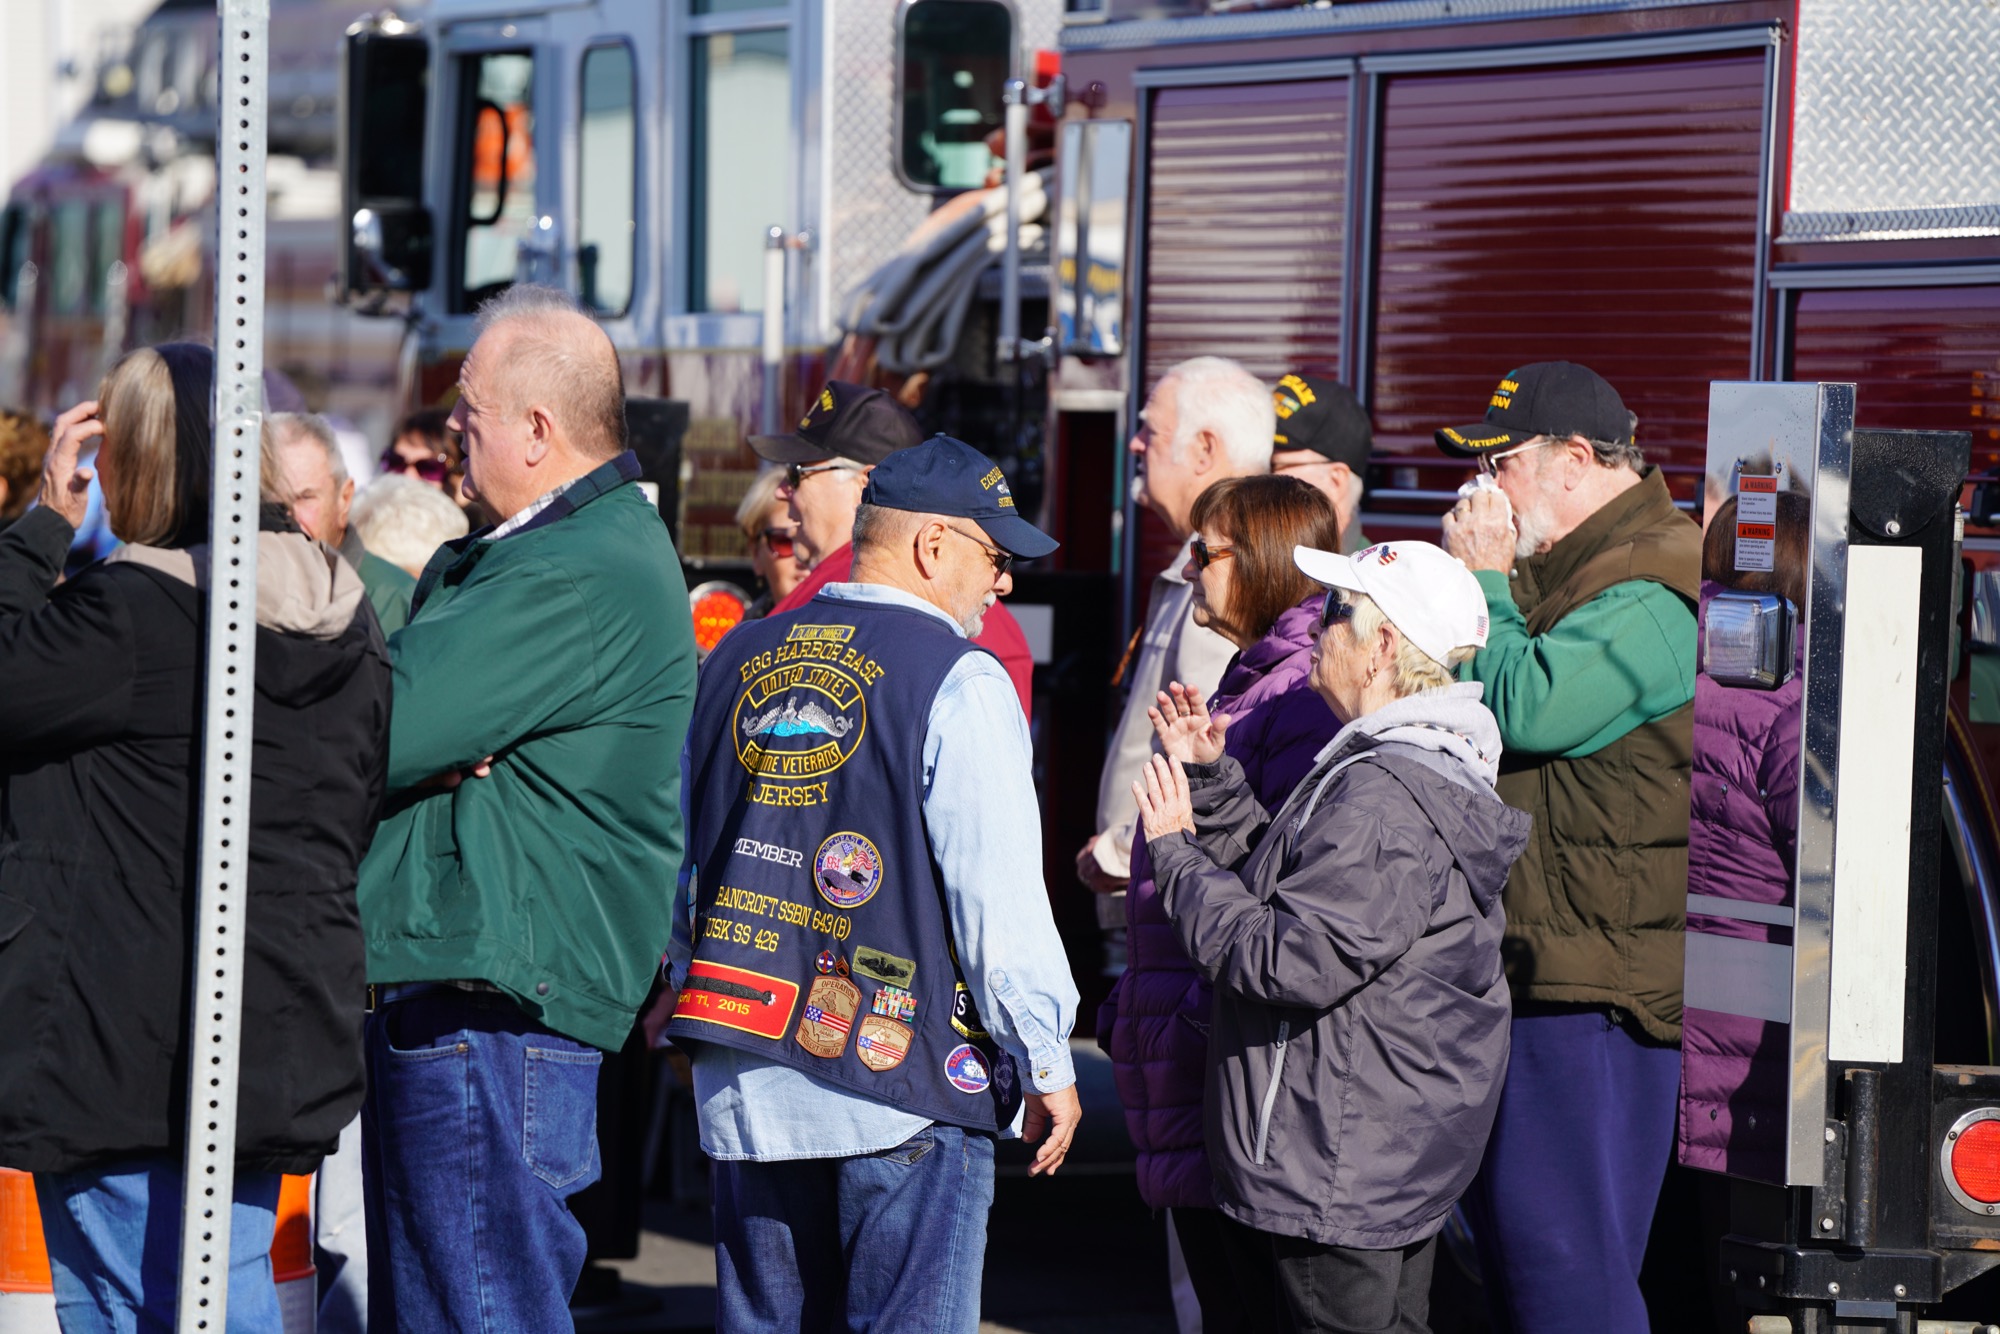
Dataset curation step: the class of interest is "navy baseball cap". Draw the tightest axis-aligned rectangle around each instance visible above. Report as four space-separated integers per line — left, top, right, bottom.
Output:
1434 361 1634 458
861 435 1059 560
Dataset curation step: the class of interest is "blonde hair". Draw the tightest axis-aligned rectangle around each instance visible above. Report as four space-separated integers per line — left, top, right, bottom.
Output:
734 467 786 539
98 344 286 546
1345 591 1474 696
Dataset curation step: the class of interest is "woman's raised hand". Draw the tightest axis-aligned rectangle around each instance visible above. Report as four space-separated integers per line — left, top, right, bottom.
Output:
1132 753 1195 840
1146 680 1231 766
40 401 102 530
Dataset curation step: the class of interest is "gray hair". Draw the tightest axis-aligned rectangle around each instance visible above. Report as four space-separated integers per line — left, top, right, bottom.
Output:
474 283 627 460
269 412 346 485
1344 591 1475 696
349 474 471 577
1162 357 1274 474
850 501 921 554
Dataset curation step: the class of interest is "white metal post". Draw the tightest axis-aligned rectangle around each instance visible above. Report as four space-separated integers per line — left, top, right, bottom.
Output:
761 225 786 434
998 79 1026 365
177 1 267 1328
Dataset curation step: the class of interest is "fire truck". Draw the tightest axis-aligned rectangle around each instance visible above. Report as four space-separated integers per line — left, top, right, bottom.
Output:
1036 0 2000 1325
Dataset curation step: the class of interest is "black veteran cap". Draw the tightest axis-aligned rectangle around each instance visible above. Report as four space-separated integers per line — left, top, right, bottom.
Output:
1273 373 1372 471
750 380 925 466
1434 361 1634 458
862 435 1060 560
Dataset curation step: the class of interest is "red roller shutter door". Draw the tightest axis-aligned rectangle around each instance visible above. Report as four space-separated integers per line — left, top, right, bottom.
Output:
1790 286 2000 476
1138 78 1347 577
1370 52 1767 494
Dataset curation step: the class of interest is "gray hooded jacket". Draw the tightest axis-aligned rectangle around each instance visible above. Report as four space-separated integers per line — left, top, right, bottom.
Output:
1149 682 1531 1248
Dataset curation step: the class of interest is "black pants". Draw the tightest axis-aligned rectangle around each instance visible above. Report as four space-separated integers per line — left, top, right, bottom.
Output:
1175 1206 1436 1334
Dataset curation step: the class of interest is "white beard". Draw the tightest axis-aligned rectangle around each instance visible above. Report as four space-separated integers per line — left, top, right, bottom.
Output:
960 593 997 638
1513 497 1558 559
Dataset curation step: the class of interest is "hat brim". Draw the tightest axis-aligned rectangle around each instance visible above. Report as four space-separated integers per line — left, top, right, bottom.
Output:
1293 545 1366 593
747 432 831 464
979 513 1060 561
1433 422 1523 458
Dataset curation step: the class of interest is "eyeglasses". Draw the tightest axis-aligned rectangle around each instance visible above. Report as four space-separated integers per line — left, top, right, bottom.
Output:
1319 589 1358 631
1475 437 1557 477
756 527 796 559
944 524 1013 579
1190 538 1235 570
785 461 855 490
380 445 451 484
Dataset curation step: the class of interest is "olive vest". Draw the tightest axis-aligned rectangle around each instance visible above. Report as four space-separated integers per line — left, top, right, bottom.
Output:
1493 468 1699 1043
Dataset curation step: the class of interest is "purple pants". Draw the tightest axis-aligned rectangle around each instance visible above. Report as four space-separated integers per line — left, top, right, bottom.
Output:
1461 1006 1682 1334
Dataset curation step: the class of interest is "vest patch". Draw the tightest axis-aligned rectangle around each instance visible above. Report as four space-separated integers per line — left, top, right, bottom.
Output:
853 945 916 989
949 982 989 1039
945 1044 991 1093
871 984 918 1021
857 1017 912 1071
675 961 799 1040
814 832 883 909
795 976 860 1058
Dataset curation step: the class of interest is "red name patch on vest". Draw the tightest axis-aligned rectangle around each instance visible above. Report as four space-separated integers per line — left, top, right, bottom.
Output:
674 961 800 1039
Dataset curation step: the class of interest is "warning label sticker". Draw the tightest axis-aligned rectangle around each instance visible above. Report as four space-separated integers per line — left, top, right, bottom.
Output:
1736 475 1778 573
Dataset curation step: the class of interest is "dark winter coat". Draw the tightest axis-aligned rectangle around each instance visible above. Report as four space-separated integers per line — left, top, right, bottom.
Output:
0 505 390 1175
1149 684 1529 1246
1101 596 1336 1210
1679 587 1803 1179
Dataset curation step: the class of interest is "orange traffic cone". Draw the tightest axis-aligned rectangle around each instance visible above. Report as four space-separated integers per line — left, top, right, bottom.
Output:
0 1169 316 1333
0 1168 57 1333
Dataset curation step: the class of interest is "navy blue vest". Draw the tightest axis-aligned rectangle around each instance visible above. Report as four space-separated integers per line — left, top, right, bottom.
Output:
667 593 1022 1134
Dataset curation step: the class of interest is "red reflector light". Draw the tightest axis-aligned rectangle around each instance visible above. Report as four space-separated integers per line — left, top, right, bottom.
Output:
1951 1118 2000 1204
689 582 748 656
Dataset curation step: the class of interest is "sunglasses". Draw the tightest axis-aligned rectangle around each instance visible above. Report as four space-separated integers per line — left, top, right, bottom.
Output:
380 445 451 484
945 524 1013 578
1319 589 1359 631
785 461 853 490
1190 538 1235 571
756 527 796 559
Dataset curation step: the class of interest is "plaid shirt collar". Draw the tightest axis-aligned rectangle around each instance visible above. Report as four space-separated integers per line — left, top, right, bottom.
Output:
483 451 643 542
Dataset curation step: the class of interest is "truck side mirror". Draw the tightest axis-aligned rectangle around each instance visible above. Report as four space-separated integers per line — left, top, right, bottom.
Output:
339 18 432 304
896 0 1014 191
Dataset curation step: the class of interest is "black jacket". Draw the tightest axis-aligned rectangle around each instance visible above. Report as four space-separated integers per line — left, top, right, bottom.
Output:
0 505 390 1174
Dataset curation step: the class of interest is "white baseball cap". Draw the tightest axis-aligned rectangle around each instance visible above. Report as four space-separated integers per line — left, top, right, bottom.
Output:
1292 541 1491 664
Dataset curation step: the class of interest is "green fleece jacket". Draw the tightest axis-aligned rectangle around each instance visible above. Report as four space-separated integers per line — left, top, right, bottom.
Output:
356 455 697 1050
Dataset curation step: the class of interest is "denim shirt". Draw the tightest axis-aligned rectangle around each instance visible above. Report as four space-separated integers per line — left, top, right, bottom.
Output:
667 581 1078 1160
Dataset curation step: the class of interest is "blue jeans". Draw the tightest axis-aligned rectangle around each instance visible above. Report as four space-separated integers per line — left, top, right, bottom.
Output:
361 989 603 1334
1462 1006 1682 1334
711 1123 996 1334
33 1160 280 1334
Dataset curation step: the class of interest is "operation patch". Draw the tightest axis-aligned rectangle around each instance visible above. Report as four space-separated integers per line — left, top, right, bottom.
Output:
871 984 917 1022
855 1016 913 1072
813 832 883 910
949 982 988 1040
944 1044 991 1094
795 975 860 1058
674 961 800 1040
852 944 916 989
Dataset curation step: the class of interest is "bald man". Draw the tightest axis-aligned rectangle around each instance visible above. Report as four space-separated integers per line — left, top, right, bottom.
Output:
354 285 699 1328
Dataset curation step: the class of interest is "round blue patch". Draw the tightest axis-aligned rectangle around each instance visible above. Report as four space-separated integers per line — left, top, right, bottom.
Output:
944 1043 990 1094
813 832 883 910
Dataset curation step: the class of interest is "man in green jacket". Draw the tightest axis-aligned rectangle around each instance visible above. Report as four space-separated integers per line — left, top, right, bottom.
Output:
355 285 698 1329
1437 362 1699 1334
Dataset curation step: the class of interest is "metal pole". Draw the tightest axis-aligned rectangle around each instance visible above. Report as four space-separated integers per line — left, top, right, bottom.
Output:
760 225 785 434
998 79 1026 366
177 0 267 1327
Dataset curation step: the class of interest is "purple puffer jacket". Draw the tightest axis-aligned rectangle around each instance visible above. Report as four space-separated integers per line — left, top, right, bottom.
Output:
1679 585 1803 1181
1099 597 1338 1209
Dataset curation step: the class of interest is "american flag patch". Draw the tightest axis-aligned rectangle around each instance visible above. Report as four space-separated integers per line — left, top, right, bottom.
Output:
803 1004 851 1037
1476 613 1489 636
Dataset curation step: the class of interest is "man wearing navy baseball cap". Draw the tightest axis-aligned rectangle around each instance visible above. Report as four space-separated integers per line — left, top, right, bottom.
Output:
1435 362 1700 1334
666 435 1079 1333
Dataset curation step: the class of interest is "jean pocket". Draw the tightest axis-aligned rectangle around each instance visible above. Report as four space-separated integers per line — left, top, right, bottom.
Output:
868 1127 935 1167
522 1045 602 1189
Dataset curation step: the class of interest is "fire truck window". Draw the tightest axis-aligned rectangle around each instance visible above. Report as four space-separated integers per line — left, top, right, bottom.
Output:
689 28 789 314
577 44 636 318
454 51 537 311
90 202 124 315
898 0 1011 192
51 202 88 316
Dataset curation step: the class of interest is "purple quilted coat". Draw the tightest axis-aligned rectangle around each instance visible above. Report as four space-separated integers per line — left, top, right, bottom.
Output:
1679 584 1804 1181
1099 597 1338 1209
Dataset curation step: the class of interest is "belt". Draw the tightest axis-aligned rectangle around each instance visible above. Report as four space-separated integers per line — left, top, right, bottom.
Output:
365 979 505 1012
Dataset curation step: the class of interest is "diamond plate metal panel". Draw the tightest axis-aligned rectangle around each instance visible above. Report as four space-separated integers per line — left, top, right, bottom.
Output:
824 0 1062 324
1785 0 2000 240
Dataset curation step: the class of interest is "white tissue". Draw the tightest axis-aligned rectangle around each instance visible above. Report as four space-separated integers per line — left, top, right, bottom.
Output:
1456 473 1513 518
